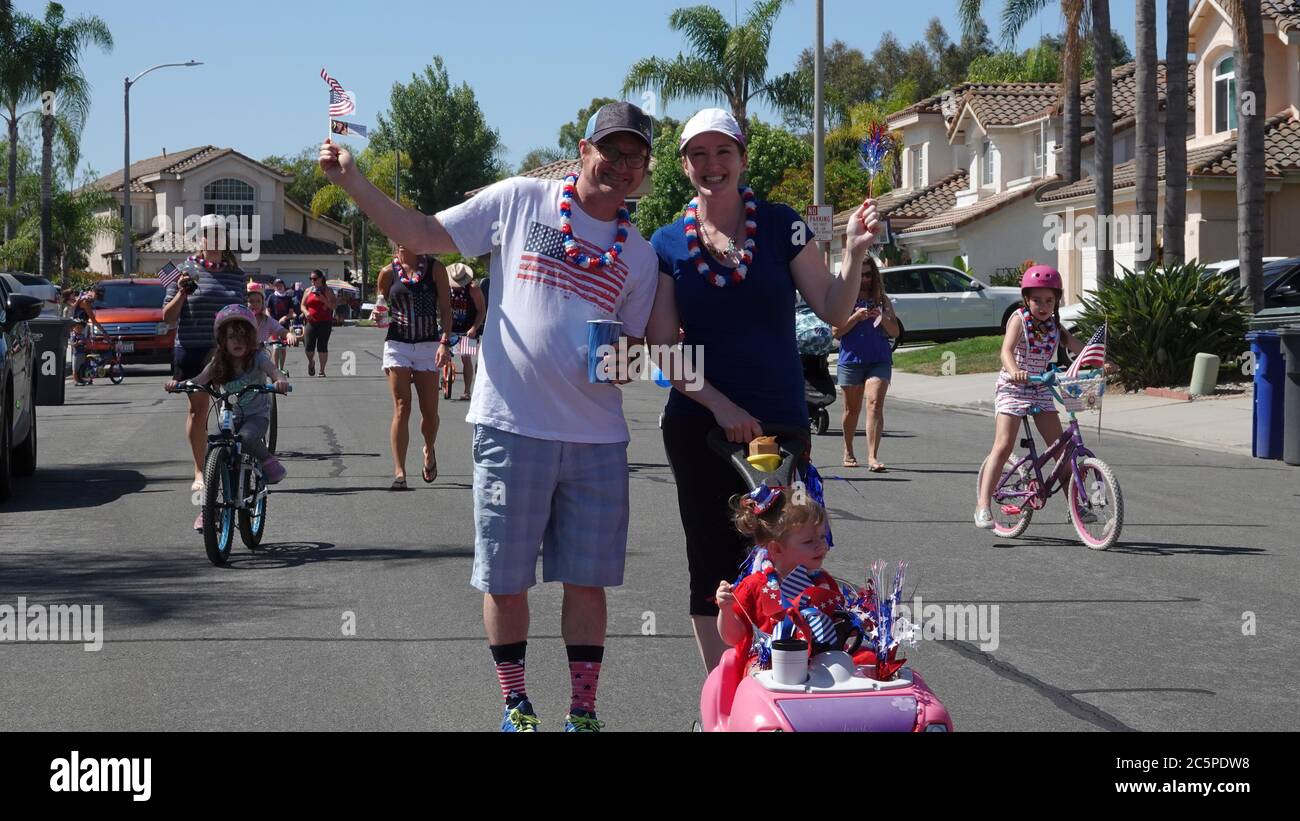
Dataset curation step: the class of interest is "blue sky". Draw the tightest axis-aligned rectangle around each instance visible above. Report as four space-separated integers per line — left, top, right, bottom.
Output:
31 0 1162 183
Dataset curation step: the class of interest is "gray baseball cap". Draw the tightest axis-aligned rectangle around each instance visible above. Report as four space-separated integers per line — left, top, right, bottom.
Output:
583 101 653 149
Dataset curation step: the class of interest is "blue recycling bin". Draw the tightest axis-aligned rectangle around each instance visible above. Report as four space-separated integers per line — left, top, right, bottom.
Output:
1247 330 1284 459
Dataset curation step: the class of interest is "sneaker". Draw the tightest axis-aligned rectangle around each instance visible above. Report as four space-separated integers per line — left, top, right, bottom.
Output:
501 699 540 733
973 507 994 530
261 457 287 484
1075 508 1098 525
564 709 605 733
193 512 204 532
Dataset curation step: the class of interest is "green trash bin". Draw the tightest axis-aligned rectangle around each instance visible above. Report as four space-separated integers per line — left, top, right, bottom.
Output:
29 316 73 405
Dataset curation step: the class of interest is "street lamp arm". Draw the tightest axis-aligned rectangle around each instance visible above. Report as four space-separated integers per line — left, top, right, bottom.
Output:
129 60 203 87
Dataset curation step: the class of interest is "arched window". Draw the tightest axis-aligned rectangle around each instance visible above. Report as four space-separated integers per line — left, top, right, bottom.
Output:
1213 55 1237 133
203 178 255 220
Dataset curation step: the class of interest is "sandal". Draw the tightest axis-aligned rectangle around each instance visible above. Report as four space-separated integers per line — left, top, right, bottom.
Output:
389 477 409 491
868 462 888 473
842 455 859 468
422 450 437 483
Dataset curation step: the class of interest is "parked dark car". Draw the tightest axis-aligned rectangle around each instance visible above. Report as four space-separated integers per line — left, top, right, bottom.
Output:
0 274 41 501
1262 257 1300 309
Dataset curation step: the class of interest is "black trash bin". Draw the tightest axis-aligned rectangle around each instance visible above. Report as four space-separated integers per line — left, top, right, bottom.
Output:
1278 327 1300 466
29 316 73 406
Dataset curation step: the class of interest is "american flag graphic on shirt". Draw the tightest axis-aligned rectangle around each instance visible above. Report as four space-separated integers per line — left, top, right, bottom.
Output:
389 281 442 343
518 221 627 312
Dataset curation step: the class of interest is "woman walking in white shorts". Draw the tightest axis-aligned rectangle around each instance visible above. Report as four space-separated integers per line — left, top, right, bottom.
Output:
378 245 453 489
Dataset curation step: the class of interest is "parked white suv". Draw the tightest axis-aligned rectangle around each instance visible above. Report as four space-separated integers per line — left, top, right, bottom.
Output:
880 264 1024 347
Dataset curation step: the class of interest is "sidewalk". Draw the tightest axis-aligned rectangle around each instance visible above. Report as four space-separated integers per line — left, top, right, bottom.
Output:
884 370 1255 456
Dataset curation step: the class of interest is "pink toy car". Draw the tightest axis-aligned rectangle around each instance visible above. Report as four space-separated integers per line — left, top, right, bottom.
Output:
699 647 953 732
698 424 955 732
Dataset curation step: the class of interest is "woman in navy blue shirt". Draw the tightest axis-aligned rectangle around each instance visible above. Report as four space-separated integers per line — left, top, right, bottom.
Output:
646 109 880 672
832 255 899 471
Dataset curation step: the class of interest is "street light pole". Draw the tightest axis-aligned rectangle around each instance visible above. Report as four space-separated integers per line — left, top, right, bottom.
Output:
123 60 202 276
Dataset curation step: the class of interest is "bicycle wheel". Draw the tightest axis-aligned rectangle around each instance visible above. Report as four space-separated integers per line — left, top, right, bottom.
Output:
976 456 1034 538
238 460 267 550
109 362 125 384
1068 456 1123 550
268 393 278 454
202 445 236 565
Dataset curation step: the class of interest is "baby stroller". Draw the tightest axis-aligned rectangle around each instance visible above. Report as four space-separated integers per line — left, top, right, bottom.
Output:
697 424 953 732
795 305 836 435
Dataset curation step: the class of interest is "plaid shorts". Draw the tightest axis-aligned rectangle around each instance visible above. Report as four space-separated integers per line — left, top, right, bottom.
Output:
470 425 630 594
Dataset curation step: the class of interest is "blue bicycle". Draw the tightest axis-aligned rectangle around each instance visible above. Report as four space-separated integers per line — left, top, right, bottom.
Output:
169 381 291 565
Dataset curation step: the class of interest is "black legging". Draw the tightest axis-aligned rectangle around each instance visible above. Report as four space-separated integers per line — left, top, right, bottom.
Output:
662 410 751 617
304 320 332 353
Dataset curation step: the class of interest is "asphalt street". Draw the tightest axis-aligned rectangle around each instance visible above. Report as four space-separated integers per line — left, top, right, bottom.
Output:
2 326 1297 731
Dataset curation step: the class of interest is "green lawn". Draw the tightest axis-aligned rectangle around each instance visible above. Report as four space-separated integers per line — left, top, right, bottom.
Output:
891 335 1005 375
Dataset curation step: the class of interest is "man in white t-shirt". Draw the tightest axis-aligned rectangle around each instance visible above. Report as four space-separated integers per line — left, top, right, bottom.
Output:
321 101 657 733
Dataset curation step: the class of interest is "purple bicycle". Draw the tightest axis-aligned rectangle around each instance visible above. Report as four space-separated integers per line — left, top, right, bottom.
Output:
975 366 1123 550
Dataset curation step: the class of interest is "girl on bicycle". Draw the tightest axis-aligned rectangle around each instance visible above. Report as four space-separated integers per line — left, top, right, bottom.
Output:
245 282 290 367
974 265 1109 529
166 306 289 530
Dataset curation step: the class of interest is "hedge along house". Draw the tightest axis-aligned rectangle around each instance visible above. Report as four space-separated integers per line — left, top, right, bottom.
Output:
1039 0 1300 303
83 146 350 286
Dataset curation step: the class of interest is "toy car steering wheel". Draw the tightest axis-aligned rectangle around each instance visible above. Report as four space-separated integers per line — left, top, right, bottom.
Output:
833 611 865 656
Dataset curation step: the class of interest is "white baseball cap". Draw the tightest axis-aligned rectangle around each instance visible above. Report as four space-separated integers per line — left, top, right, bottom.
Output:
678 108 746 154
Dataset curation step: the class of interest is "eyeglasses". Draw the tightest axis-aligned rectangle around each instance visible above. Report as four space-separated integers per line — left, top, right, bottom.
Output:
593 142 649 170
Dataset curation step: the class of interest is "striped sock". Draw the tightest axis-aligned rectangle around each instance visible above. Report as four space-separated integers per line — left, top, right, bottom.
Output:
566 645 604 715
490 641 528 707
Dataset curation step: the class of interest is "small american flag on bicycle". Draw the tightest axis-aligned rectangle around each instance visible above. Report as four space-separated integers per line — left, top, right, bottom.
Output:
1066 323 1107 377
321 68 355 117
156 261 181 287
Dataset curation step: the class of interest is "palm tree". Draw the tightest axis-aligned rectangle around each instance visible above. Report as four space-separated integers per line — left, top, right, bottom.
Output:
1134 0 1157 269
1230 0 1266 311
964 0 1089 184
0 2 34 245
1092 0 1114 285
26 2 112 282
621 0 803 131
1163 0 1190 267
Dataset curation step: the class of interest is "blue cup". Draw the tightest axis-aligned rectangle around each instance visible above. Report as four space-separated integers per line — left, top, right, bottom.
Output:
587 319 623 383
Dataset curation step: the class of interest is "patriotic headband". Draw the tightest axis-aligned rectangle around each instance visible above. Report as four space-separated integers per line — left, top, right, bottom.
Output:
742 482 782 515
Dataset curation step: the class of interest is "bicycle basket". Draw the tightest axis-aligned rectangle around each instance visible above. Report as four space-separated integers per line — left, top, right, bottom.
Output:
1055 374 1105 413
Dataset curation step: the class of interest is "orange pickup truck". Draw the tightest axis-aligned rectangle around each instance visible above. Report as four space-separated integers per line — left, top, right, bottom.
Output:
85 278 175 364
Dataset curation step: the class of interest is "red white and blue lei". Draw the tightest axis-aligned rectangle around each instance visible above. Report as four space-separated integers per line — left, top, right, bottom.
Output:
560 175 630 270
683 187 758 287
392 256 423 287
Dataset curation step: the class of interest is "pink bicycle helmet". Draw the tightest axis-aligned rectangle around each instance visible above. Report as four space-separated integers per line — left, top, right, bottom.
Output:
1020 264 1063 294
213 304 258 335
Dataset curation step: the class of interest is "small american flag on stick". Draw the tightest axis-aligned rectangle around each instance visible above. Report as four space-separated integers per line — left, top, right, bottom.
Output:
156 261 181 287
1066 323 1107 377
321 68 355 117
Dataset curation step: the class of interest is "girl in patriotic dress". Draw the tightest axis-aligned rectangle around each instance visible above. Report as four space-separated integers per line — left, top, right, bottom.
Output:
975 265 1096 529
715 488 845 671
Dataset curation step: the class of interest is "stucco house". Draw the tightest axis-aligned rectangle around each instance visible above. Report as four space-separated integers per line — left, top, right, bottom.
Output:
85 145 350 286
832 58 1199 280
1040 0 1300 302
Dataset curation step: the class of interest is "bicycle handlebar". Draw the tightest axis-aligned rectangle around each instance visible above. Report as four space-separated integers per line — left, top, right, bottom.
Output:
167 382 292 399
1028 367 1105 385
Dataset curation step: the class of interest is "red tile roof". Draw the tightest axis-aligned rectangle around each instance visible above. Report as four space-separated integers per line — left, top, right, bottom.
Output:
899 179 1054 234
84 146 292 194
1040 114 1300 201
834 169 970 227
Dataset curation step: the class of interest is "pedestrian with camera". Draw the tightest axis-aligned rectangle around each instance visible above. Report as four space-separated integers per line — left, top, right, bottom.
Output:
162 213 248 492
